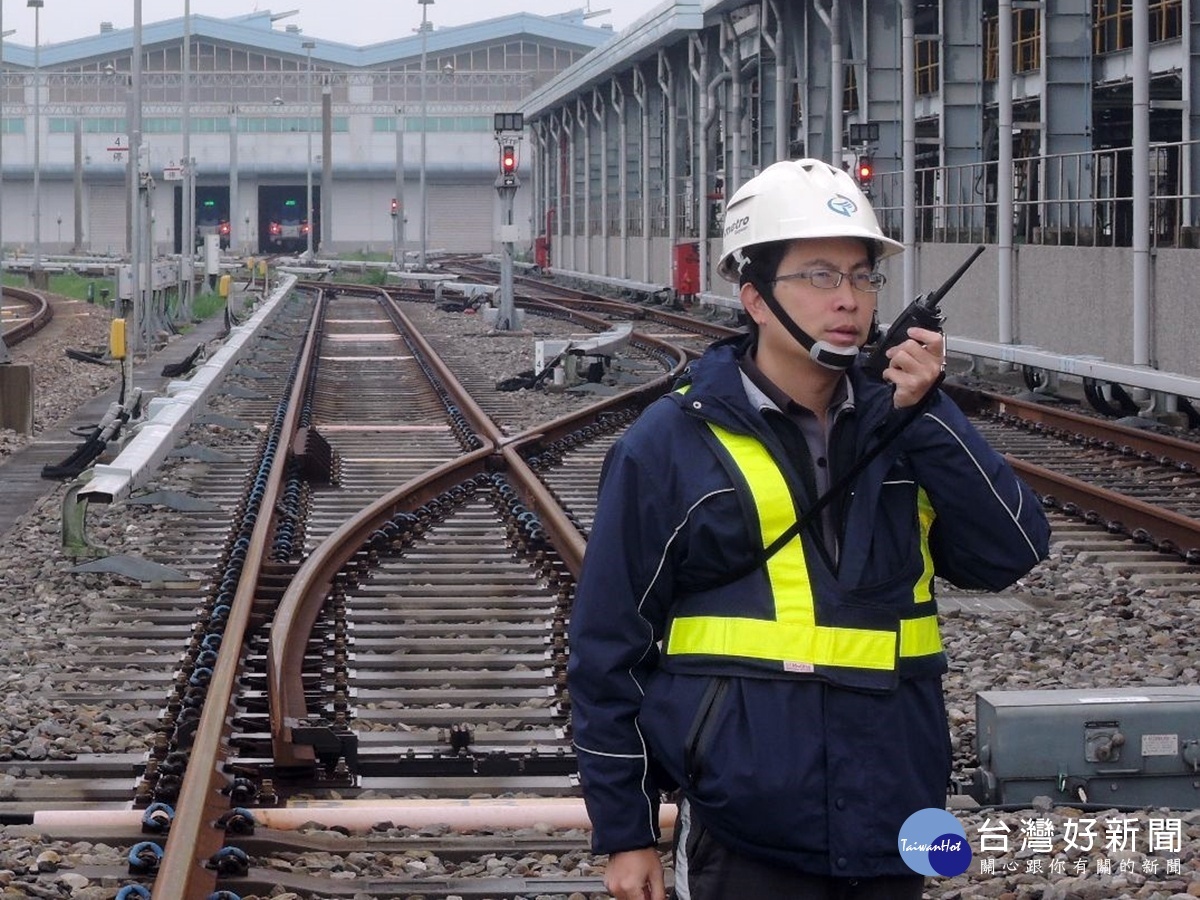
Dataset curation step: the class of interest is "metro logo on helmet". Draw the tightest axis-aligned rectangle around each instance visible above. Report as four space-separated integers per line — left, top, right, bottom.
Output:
827 194 859 217
724 215 750 237
716 158 903 283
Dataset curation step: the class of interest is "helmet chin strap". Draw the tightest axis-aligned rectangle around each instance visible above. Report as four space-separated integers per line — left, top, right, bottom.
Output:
753 279 860 371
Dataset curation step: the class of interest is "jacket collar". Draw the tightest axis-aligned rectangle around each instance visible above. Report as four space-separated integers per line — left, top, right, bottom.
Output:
677 336 896 436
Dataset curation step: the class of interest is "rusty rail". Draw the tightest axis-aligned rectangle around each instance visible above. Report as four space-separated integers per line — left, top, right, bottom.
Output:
153 289 329 900
0 286 53 347
266 290 687 768
147 280 688 895
942 384 1200 562
1010 457 1200 562
947 385 1200 472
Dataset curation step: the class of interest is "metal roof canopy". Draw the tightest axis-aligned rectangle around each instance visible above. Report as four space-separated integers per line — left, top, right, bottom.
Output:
521 1 704 117
0 10 614 70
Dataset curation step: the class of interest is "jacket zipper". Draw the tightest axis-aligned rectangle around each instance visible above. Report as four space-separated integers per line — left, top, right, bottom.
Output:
684 676 730 785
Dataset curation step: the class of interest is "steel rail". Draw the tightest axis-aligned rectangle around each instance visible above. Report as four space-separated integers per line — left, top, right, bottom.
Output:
268 446 496 768
0 286 53 347
500 375 679 576
153 289 329 900
268 286 507 770
946 385 1200 471
1009 457 1200 562
267 290 687 768
505 270 740 345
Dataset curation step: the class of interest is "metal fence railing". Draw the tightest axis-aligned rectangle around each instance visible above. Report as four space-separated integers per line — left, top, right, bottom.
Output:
870 139 1200 249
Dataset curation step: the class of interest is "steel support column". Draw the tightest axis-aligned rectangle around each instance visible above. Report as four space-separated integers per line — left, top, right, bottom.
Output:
761 0 788 166
942 0 985 238
613 77 629 279
901 0 916 304
321 86 332 252
999 0 1015 348
395 110 406 265
229 109 240 252
720 16 745 194
633 66 652 282
805 1 835 163
1187 0 1200 229
861 1 903 214
593 88 608 276
690 33 712 292
182 1 194 317
578 96 591 273
73 117 84 251
552 111 564 267
658 51 678 257
534 119 548 267
1133 0 1151 368
1040 2 1093 237
564 105 576 270
783 4 808 159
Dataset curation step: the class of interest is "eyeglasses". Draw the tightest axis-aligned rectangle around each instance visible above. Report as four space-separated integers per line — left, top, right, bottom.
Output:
772 268 887 293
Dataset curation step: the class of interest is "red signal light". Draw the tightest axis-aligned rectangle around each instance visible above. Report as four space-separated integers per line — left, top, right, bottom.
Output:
856 157 874 186
390 198 398 217
501 144 517 176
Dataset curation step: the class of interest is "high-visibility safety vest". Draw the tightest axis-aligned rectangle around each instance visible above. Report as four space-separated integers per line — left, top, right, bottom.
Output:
664 421 944 688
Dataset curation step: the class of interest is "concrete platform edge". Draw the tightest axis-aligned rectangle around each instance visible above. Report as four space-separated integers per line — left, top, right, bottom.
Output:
79 276 297 505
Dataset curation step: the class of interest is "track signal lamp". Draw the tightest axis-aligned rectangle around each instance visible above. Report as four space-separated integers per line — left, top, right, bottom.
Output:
500 144 517 184
857 156 874 187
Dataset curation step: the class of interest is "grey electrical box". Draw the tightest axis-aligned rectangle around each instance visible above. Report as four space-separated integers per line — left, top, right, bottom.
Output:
972 687 1200 808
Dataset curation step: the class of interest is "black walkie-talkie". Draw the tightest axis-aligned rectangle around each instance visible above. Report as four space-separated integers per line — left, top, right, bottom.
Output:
862 244 986 379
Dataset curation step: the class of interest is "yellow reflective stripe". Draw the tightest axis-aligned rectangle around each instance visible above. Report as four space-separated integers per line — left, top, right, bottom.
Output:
915 488 935 603
666 424 897 670
668 616 898 670
899 613 943 658
900 489 942 657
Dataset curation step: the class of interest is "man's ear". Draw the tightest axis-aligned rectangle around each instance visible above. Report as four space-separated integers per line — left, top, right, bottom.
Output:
740 281 770 327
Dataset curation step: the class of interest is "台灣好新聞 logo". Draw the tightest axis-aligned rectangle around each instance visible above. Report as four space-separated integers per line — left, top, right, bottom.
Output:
898 808 972 877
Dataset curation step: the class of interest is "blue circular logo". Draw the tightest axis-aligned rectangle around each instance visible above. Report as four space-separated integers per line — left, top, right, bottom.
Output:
827 193 859 217
897 808 971 877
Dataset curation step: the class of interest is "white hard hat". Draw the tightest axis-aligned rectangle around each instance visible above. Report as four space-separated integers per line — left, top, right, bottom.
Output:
716 158 904 282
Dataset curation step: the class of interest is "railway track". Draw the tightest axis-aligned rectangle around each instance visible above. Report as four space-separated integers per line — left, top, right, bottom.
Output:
945 386 1200 568
453 258 1200 565
0 275 1196 898
43 283 676 897
0 285 53 348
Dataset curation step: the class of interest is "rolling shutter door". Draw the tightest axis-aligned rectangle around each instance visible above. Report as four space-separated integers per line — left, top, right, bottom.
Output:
427 181 492 253
88 185 128 255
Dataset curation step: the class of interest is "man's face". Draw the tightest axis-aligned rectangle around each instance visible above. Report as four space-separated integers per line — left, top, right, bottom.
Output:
744 237 878 366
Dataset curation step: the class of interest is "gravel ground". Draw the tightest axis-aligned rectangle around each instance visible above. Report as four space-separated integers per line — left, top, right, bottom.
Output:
0 291 1198 899
0 295 116 463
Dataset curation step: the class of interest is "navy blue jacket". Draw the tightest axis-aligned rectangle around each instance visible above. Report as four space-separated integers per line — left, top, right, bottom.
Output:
567 338 1050 876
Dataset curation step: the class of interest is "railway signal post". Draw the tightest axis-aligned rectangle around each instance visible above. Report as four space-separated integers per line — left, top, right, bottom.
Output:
848 121 880 200
391 197 401 268
493 113 524 331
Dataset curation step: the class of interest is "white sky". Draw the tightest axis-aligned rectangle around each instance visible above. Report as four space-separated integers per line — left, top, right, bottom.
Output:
0 1 649 47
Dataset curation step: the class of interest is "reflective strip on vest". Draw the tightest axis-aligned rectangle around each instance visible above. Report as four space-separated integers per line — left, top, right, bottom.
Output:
666 422 942 670
903 488 943 658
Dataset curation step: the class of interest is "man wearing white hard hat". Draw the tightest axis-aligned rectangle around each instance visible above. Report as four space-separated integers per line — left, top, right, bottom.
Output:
569 159 1049 899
